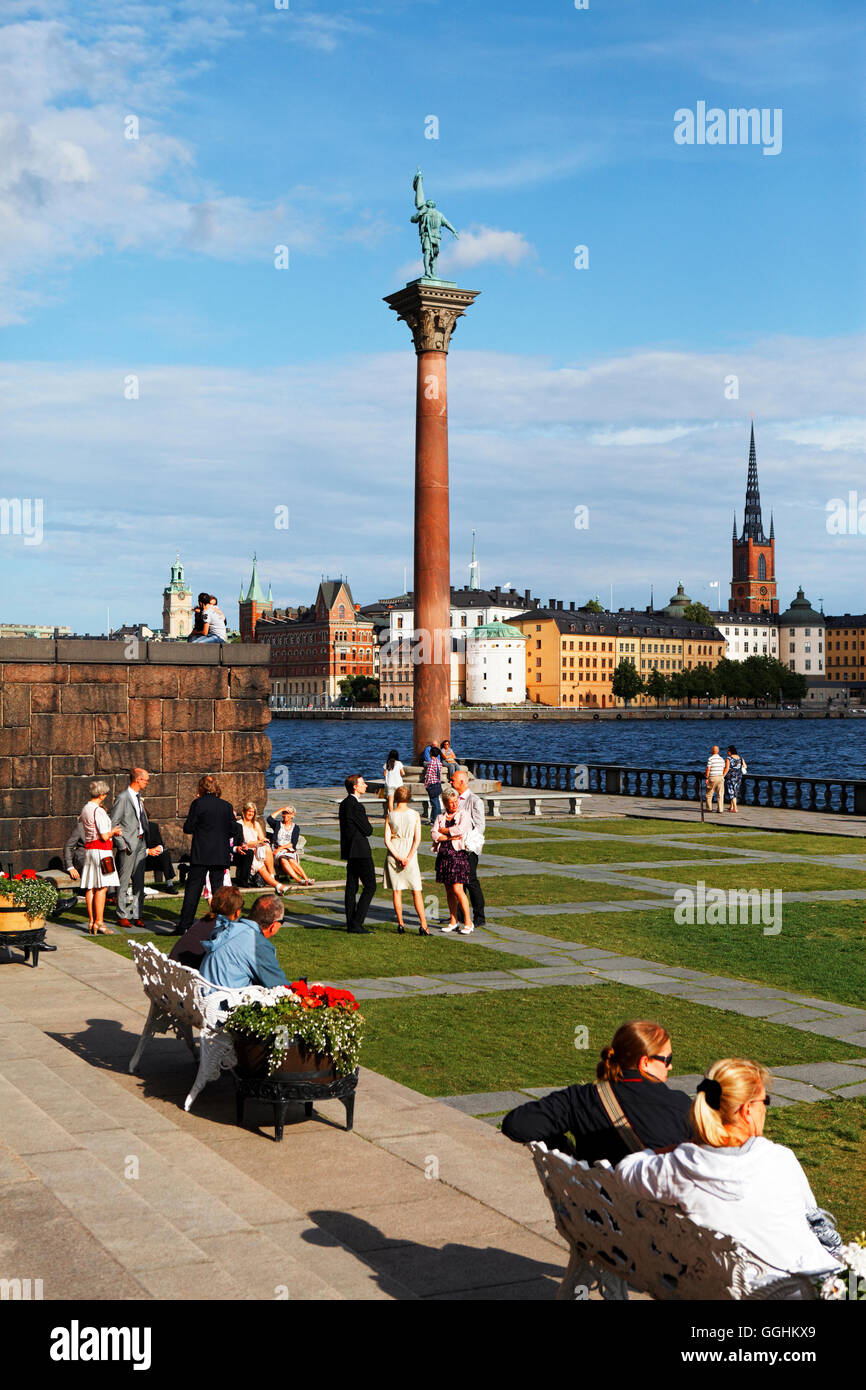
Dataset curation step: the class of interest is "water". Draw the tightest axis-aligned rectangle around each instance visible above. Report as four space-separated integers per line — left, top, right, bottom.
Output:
266 717 866 787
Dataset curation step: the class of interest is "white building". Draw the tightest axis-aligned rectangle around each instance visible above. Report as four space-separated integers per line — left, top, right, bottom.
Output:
378 586 539 707
779 587 825 695
466 622 527 704
710 612 779 660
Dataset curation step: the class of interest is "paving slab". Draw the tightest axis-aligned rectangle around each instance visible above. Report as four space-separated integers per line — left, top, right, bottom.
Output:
768 1078 831 1103
829 1081 866 1098
438 1091 529 1116
357 1226 564 1299
771 1062 866 1088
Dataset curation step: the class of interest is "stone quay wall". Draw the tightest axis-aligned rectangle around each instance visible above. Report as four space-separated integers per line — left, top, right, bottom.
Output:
0 639 271 874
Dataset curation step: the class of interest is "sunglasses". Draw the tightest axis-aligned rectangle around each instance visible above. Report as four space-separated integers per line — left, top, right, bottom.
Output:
650 1053 673 1066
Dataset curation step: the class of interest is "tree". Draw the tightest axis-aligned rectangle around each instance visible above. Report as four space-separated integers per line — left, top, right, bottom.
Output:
584 597 604 613
338 675 380 705
612 659 644 706
646 669 668 706
714 657 744 707
780 667 807 703
682 601 715 625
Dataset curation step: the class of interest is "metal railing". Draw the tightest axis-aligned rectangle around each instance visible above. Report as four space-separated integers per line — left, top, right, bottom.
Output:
461 759 866 816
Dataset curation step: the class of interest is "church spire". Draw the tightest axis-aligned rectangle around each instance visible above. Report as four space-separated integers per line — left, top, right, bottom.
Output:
740 417 766 544
244 553 266 604
468 529 480 590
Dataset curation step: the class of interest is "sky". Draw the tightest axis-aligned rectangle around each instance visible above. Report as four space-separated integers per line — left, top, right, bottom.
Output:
0 0 864 632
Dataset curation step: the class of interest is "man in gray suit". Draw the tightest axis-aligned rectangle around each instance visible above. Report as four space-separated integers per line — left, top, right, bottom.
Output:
111 767 151 928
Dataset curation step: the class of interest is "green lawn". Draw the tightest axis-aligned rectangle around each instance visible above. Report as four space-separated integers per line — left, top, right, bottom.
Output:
766 1099 866 1238
359 984 866 1097
543 818 736 836
74 907 539 979
418 873 658 907
484 840 745 865
615 862 866 891
701 832 866 857
495 903 866 1008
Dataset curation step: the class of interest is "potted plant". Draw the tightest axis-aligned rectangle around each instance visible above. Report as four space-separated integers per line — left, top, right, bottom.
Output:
227 980 364 1081
0 871 59 931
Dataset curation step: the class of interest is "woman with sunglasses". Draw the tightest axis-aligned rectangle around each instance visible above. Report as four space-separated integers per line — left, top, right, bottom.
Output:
502 1020 691 1165
617 1057 843 1280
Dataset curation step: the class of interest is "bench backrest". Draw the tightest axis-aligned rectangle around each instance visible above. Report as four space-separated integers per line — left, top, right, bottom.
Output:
530 1142 815 1301
131 941 208 1029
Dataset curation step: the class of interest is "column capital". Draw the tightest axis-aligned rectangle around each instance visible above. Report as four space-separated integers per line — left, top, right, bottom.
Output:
384 281 480 354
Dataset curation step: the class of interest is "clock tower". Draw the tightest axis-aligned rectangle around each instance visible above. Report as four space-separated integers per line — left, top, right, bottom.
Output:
729 421 778 614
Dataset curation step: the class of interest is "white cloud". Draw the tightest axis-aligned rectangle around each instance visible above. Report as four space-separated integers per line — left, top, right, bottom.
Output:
776 418 866 453
441 225 535 272
590 424 700 447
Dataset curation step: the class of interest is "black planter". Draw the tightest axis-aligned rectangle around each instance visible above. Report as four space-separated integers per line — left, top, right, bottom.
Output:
231 1033 358 1141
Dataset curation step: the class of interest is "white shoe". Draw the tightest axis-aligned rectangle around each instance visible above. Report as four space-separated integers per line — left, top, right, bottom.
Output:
142 887 160 898
457 925 474 935
440 923 458 932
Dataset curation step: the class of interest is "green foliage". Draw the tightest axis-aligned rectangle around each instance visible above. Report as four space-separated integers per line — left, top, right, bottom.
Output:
682 600 714 625
583 597 604 613
645 668 669 705
612 659 644 705
338 675 380 704
227 992 365 1077
0 873 59 922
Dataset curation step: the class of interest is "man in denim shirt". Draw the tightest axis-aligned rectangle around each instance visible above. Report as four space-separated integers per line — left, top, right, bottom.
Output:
199 895 289 989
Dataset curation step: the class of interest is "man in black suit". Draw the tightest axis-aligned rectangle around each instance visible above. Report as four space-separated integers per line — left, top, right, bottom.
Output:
174 774 244 935
339 774 376 934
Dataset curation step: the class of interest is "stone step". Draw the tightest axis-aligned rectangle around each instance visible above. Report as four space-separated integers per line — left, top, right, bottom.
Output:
0 1035 409 1300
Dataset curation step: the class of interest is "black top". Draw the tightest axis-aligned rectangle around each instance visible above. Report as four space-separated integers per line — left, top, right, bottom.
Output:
501 1070 693 1166
182 794 244 867
169 915 217 967
338 795 373 860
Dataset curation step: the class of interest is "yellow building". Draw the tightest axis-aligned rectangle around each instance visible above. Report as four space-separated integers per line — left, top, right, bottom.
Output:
511 605 726 708
824 615 866 696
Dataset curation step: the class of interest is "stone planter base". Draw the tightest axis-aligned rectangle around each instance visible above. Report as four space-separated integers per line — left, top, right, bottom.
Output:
0 921 48 967
231 1035 358 1141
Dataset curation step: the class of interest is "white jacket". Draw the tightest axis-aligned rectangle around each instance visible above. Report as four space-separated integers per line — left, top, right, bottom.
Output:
617 1136 841 1277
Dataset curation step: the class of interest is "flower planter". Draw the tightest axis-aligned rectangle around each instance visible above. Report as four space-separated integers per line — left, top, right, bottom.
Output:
231 1031 358 1141
0 896 46 932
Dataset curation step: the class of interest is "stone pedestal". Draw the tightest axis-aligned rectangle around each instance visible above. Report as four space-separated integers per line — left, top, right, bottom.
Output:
384 279 479 757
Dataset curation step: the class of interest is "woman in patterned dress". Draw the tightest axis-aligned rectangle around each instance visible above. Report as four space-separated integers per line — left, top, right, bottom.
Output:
431 788 473 934
724 745 747 813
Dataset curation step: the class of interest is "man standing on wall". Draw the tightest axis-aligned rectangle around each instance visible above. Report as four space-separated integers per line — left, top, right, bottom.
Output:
111 767 150 929
450 767 486 929
339 774 376 934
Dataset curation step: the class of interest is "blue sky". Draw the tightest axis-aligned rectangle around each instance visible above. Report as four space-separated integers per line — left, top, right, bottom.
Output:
0 0 864 631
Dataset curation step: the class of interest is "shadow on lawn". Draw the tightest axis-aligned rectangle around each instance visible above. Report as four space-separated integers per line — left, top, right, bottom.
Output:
305 1210 563 1301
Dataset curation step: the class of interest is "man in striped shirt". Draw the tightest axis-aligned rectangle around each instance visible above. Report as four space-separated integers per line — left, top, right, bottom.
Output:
705 746 726 812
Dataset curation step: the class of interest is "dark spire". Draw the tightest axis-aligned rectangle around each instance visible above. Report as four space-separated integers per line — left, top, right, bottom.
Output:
769 510 774 540
732 511 737 540
740 418 766 544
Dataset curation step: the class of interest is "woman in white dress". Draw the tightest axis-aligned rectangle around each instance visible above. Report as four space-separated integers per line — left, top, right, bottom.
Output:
383 787 429 935
382 749 404 813
238 802 285 894
78 780 124 934
267 806 316 886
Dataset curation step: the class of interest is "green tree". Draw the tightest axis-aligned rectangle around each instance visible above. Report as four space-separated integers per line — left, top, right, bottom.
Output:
682 601 715 625
612 659 644 706
646 669 669 705
338 675 380 705
780 666 807 703
584 597 604 613
714 657 745 707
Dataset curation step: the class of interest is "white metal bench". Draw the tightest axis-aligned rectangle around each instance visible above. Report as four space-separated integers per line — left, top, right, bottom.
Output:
129 941 286 1112
484 792 590 818
530 1142 818 1301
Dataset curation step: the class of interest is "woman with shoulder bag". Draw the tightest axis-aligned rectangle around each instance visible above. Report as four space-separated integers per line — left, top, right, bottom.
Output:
78 780 125 934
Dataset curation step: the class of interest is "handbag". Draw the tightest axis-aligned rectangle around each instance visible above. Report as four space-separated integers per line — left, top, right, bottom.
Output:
100 854 115 875
594 1080 646 1153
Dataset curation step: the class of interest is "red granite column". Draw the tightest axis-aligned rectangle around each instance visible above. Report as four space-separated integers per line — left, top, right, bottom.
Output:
384 282 479 757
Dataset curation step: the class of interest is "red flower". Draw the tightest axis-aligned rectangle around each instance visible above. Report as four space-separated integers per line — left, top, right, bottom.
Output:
14 870 38 880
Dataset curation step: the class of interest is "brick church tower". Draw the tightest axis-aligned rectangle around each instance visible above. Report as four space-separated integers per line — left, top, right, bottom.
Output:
238 554 273 641
729 421 778 615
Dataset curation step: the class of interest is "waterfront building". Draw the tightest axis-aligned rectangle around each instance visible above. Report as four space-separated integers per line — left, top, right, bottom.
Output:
237 555 274 642
778 587 825 698
465 622 527 704
824 614 866 699
162 555 193 639
729 421 778 614
710 611 779 661
376 586 540 708
0 623 71 639
257 579 375 708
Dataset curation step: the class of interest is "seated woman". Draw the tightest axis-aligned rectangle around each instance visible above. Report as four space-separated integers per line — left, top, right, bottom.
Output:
235 802 285 894
617 1056 843 1279
267 805 315 886
502 1019 691 1165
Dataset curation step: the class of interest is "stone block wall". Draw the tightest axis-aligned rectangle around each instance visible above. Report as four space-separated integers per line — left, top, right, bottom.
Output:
0 640 271 873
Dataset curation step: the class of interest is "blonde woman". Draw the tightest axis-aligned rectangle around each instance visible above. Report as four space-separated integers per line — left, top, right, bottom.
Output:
267 806 315 886
78 781 124 934
617 1057 843 1279
237 802 285 894
431 787 473 933
383 786 429 935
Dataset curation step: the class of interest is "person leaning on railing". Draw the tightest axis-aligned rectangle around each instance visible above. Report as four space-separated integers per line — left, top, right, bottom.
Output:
616 1057 843 1280
501 1020 691 1164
